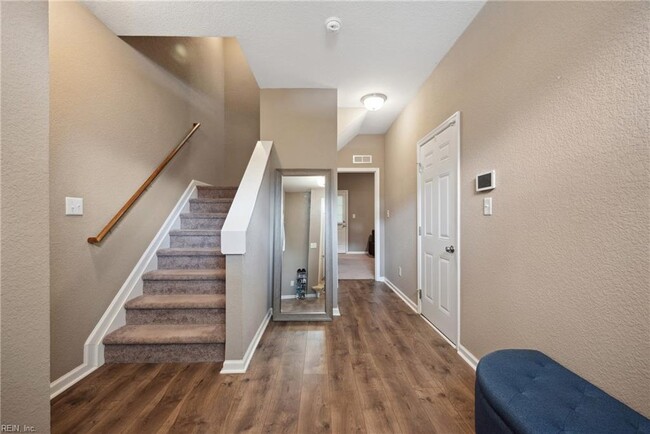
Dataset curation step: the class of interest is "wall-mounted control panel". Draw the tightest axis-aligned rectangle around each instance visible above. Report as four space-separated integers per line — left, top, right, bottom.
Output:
476 170 496 192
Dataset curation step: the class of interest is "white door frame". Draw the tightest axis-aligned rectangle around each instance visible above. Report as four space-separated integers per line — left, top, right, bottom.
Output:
337 168 381 281
337 190 349 253
416 111 461 348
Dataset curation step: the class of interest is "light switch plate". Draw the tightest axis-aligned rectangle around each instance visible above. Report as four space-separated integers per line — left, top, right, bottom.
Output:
310 242 317 249
352 213 356 219
66 197 83 216
483 197 492 216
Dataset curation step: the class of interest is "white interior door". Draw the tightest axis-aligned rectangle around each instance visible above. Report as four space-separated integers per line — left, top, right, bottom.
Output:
337 190 348 253
419 115 459 344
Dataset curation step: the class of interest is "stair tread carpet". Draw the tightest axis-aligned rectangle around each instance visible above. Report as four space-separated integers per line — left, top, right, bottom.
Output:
104 185 235 363
157 247 223 256
168 229 222 236
104 324 225 345
125 294 225 310
180 212 228 218
142 269 225 281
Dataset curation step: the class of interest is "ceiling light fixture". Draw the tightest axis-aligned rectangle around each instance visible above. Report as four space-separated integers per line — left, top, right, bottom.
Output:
361 93 387 111
325 17 342 33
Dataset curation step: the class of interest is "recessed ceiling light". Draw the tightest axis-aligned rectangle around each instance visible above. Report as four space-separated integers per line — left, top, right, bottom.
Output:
361 93 387 111
325 17 342 33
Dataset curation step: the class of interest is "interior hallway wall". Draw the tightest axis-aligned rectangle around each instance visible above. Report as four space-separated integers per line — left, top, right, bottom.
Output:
337 134 385 275
49 2 259 380
384 1 649 415
223 38 261 185
337 173 374 253
260 89 338 307
0 1 51 430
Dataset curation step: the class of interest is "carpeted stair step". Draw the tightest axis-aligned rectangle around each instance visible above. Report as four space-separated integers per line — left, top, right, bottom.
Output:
103 324 225 363
180 212 227 230
157 248 224 270
170 229 221 248
142 269 226 295
197 186 238 199
189 198 233 214
125 294 225 325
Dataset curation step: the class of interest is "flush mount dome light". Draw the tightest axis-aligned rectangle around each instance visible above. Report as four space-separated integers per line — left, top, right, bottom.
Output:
361 93 387 111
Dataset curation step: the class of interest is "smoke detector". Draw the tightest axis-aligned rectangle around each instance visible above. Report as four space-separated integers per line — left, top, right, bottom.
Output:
325 17 342 33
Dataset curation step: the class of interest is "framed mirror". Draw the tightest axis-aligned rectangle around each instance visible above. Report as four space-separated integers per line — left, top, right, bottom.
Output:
273 169 333 321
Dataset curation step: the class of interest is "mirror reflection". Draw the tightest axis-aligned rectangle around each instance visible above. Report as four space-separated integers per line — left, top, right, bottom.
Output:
280 176 327 314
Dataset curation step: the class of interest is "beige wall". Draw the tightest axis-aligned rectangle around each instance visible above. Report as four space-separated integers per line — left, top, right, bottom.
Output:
49 2 259 380
225 159 273 360
338 173 374 253
224 38 260 185
338 134 385 275
1 1 51 430
260 89 339 306
384 1 650 415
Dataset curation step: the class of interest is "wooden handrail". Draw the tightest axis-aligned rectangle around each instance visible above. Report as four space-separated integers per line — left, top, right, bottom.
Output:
88 123 201 244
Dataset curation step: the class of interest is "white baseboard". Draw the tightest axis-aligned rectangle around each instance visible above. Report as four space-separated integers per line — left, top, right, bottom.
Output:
383 278 419 314
376 276 385 282
333 307 341 316
344 251 367 255
50 180 210 399
458 344 479 370
221 308 272 374
281 293 318 300
50 363 97 400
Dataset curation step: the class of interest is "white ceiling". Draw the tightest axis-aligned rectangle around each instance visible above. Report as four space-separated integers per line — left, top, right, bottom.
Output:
84 1 484 134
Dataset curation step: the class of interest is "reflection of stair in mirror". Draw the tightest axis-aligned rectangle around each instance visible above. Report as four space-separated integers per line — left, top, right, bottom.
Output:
312 282 325 298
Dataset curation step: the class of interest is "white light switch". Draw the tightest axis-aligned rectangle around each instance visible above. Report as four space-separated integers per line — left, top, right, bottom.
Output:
66 197 83 216
386 209 391 218
290 280 295 287
352 213 356 219
483 197 492 216
310 242 317 249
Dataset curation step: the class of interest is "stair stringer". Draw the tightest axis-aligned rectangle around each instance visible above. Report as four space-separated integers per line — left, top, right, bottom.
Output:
50 179 210 399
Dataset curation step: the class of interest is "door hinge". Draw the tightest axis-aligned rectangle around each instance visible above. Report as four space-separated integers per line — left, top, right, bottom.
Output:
418 226 422 236
417 163 423 174
417 289 422 299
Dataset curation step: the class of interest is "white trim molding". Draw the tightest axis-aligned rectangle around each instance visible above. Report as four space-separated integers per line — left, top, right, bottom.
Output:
458 344 479 370
221 308 272 374
51 179 209 399
333 307 341 316
50 364 97 400
221 141 273 254
383 278 419 314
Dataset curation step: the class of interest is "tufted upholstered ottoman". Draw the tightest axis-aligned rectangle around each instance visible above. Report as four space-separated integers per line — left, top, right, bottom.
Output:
475 349 649 434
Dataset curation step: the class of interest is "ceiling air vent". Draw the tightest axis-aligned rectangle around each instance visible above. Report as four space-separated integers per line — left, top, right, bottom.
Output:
353 155 372 164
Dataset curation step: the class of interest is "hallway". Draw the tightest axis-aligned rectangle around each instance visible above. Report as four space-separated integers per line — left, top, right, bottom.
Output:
51 280 475 433
338 253 375 280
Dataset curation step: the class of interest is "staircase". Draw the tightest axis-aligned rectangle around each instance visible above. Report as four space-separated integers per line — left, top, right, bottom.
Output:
103 186 237 363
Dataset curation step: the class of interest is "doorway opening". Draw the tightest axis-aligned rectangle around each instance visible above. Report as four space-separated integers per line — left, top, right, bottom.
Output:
336 169 380 280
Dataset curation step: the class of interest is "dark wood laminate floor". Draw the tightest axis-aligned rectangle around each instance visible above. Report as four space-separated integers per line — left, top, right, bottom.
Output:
51 280 476 434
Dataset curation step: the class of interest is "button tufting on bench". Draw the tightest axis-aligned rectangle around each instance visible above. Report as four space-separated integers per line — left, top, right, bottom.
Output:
475 349 650 434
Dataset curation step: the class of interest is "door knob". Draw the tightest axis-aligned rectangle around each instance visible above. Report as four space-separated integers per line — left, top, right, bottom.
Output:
445 245 455 253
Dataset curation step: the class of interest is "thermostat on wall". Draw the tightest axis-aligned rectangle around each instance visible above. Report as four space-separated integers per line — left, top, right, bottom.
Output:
476 170 496 192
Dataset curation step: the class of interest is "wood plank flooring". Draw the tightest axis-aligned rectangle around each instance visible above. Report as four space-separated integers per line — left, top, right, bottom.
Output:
51 280 476 434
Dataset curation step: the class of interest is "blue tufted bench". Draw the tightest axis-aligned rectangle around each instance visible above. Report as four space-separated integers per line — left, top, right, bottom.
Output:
475 349 650 434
